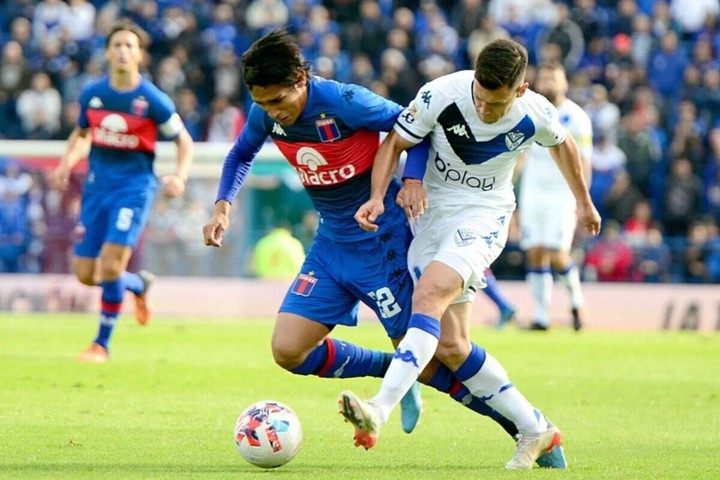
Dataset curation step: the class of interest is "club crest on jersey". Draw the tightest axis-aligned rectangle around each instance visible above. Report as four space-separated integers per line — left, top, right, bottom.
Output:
455 229 477 246
131 96 149 116
291 273 318 297
315 117 341 142
505 131 525 151
89 97 103 108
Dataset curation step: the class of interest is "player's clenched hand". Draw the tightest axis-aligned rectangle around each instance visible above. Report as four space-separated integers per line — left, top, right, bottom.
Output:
355 197 385 232
203 213 229 247
577 200 602 237
48 165 71 192
161 174 186 198
397 179 427 221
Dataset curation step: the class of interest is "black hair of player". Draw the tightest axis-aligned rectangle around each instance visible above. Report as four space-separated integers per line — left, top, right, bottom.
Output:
241 29 311 89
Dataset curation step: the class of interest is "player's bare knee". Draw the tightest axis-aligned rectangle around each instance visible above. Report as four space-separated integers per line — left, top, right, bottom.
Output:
271 342 304 371
435 337 469 369
75 273 96 286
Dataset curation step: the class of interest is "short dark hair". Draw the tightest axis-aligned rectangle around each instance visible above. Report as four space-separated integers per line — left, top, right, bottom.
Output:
474 39 528 90
105 20 149 50
241 29 311 89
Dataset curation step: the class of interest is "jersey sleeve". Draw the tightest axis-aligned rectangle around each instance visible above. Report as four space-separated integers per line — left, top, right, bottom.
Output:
531 93 566 148
402 138 431 180
337 83 403 132
215 104 268 203
393 83 446 145
77 87 90 129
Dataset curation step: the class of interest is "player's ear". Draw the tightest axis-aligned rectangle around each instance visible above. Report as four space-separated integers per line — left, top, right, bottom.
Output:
516 82 529 97
296 70 308 88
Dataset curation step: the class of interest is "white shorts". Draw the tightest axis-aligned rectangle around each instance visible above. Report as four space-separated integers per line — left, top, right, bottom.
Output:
408 205 512 304
519 192 577 251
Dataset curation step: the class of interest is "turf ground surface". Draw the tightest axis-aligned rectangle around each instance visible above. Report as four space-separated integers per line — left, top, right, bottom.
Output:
2 313 718 479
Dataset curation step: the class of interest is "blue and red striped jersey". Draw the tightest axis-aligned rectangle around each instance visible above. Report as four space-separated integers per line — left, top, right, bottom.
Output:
217 76 407 242
77 76 183 184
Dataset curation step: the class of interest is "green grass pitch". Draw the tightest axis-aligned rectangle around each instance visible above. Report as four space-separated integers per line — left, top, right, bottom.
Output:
1 313 718 479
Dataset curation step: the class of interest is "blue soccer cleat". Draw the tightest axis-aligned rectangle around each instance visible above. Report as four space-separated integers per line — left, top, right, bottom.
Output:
498 307 517 328
536 445 568 468
399 382 422 433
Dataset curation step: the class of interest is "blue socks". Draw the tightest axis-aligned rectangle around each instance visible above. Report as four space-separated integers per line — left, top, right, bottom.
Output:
94 278 124 349
291 338 392 378
91 272 149 349
483 270 514 315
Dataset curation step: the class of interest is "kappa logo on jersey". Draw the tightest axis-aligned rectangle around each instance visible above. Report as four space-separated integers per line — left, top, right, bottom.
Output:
272 123 287 136
481 230 499 247
131 96 149 116
455 228 477 246
420 90 432 108
89 97 103 108
447 124 470 138
315 116 341 142
294 147 357 186
94 113 140 149
505 131 525 151
291 273 318 297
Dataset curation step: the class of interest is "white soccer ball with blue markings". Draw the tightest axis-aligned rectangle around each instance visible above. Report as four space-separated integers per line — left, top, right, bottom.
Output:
234 400 302 468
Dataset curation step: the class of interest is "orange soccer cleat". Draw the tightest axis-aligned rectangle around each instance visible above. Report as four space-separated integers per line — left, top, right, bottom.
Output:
133 270 155 326
77 343 109 363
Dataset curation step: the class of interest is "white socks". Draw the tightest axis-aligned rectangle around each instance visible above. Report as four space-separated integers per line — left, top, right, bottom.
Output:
373 326 439 423
461 353 547 434
527 271 552 326
558 264 584 308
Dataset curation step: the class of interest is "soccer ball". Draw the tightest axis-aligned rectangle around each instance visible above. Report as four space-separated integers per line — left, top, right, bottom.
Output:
234 400 302 469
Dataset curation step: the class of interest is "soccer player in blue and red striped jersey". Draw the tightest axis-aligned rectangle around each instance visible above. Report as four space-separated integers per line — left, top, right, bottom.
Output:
49 20 193 363
202 31 564 464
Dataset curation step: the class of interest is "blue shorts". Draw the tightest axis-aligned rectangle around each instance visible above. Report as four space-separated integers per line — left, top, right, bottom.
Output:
74 176 157 258
279 226 414 340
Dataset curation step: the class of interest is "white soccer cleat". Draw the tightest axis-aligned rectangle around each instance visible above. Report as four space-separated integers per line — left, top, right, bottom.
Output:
338 390 383 449
505 424 563 469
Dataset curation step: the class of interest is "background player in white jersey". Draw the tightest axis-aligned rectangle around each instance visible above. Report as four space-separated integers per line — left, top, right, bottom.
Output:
343 39 601 469
518 62 593 331
49 21 193 362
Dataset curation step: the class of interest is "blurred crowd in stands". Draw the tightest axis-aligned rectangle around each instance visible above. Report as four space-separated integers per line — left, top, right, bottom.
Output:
1 0 720 282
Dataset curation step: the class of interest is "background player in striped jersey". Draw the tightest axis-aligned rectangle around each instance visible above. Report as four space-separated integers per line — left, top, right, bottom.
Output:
49 21 193 363
202 31 563 463
347 39 601 468
518 62 593 331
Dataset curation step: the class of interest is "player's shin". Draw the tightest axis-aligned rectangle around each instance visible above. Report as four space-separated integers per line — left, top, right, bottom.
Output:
426 363 519 437
290 337 392 378
457 349 547 435
372 314 440 423
94 278 124 349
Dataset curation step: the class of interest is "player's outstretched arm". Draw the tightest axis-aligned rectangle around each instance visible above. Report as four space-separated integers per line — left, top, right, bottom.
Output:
549 134 601 236
203 200 231 247
161 129 194 198
355 130 414 231
49 127 91 191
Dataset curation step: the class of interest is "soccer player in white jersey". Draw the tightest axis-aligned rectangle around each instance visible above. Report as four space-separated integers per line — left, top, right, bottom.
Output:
518 62 593 331
340 39 601 469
